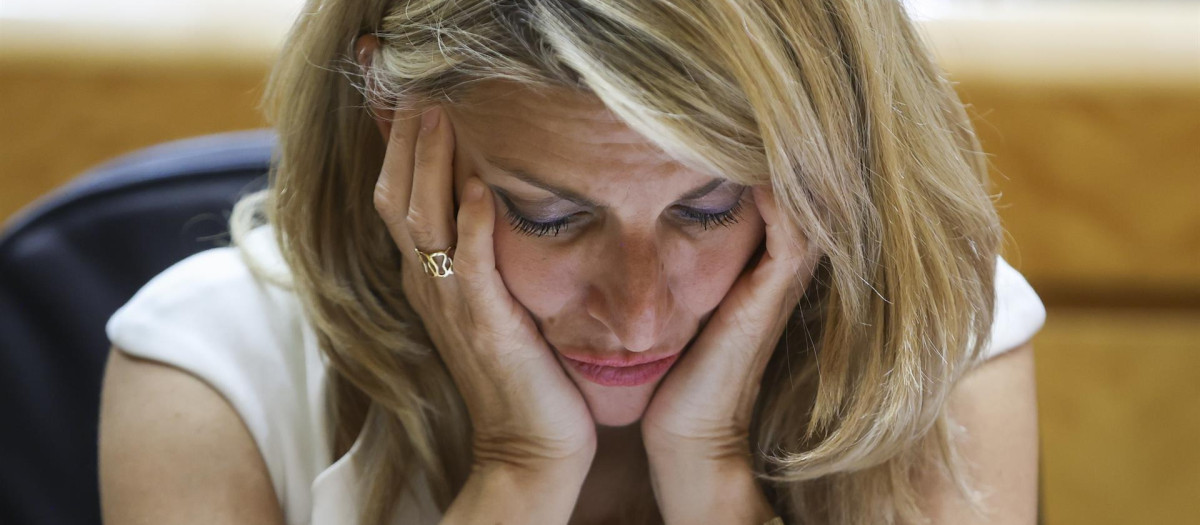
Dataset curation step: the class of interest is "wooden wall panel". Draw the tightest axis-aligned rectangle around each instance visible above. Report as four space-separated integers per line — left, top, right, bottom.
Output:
1034 308 1200 525
959 83 1200 307
0 60 269 224
919 3 1200 307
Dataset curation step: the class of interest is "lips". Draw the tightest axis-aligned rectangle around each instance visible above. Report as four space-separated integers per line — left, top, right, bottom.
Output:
554 350 681 388
558 351 680 368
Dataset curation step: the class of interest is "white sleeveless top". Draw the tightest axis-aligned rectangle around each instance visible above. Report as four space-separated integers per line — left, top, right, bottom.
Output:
105 225 1047 525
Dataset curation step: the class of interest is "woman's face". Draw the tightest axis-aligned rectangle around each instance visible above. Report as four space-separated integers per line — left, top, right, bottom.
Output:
445 81 765 427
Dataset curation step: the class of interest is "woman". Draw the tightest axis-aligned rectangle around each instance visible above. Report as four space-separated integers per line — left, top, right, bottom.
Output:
99 0 1044 524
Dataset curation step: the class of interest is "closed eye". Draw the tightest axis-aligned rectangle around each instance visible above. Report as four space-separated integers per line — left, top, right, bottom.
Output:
497 187 747 238
504 208 576 237
675 198 745 230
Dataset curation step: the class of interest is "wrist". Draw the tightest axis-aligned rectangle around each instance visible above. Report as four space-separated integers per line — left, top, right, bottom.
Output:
647 454 776 525
471 434 597 481
471 447 594 490
442 460 591 525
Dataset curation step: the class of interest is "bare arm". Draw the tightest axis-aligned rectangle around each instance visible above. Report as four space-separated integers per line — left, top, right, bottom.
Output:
919 341 1040 524
98 346 286 525
439 460 590 525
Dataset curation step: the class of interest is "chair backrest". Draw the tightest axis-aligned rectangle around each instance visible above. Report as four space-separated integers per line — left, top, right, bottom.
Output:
0 130 275 525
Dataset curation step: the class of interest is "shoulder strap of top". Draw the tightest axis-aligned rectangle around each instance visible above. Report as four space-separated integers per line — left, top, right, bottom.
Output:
985 255 1047 359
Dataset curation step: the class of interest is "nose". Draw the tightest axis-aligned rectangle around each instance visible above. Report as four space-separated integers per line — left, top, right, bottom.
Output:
585 233 674 353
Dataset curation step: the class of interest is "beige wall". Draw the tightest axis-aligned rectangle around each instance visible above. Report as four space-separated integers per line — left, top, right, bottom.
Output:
3 3 1198 524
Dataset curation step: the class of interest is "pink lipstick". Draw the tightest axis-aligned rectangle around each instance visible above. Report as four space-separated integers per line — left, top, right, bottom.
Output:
562 352 681 387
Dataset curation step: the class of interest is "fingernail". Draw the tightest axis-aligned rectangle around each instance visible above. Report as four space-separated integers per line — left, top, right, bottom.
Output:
420 107 441 132
465 180 485 203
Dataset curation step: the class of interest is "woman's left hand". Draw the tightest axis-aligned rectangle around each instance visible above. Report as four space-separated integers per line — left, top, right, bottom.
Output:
641 185 819 523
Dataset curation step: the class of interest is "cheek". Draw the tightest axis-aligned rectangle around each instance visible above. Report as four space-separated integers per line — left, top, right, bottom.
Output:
671 233 761 315
491 217 578 319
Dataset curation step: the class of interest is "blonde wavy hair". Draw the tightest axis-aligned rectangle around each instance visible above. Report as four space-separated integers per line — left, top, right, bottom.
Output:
230 0 1003 523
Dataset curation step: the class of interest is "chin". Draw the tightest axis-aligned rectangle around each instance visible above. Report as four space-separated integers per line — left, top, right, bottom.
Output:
574 379 659 428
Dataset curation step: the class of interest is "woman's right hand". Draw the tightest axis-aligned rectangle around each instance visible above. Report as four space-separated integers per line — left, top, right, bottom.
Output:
372 105 597 476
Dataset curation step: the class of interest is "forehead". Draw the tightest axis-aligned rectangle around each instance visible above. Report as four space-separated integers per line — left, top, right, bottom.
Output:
448 81 697 187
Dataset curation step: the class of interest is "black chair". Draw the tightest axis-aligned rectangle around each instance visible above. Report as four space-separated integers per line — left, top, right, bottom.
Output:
0 130 275 525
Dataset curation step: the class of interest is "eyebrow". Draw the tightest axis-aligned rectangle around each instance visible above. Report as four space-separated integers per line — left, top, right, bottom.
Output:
484 156 728 208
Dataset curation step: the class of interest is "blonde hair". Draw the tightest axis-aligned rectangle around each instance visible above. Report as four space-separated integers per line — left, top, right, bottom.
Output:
231 0 1003 523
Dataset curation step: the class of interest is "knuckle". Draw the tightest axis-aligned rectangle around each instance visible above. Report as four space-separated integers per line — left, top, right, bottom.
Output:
373 184 399 220
405 210 435 238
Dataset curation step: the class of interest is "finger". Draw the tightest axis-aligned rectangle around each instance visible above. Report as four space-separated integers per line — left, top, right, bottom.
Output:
752 185 796 265
407 106 458 254
750 185 815 295
374 110 423 256
453 178 510 318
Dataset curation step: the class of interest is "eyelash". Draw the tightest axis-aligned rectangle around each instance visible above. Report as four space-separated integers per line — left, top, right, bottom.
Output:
678 198 745 231
503 196 746 238
504 208 572 237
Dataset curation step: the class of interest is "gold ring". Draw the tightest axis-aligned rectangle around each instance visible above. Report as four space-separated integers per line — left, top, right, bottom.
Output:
415 247 455 278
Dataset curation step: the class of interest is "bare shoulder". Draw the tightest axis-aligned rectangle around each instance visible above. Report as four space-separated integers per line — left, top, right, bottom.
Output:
919 341 1039 524
98 346 286 525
